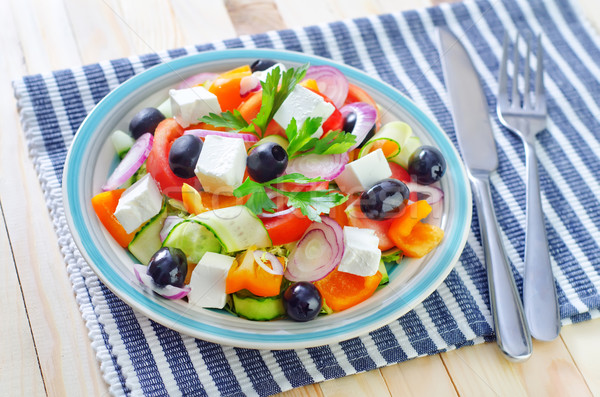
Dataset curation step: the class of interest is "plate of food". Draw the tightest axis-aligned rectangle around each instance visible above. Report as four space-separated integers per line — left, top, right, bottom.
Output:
63 49 471 349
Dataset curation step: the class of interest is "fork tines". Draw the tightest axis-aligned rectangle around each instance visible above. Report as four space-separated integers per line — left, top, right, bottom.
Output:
498 32 545 114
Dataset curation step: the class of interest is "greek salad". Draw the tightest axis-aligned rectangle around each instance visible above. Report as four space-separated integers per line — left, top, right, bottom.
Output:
92 60 447 322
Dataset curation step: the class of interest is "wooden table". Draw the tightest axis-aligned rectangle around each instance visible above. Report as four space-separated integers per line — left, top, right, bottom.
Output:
2 0 600 396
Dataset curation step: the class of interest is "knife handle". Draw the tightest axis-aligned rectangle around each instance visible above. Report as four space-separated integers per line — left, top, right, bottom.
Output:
470 173 532 362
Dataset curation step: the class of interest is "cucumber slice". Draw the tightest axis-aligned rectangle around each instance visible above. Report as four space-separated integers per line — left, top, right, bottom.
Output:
378 260 389 285
394 135 421 169
359 121 412 160
162 219 222 263
232 292 285 321
192 205 272 252
128 201 168 265
110 129 135 158
249 135 289 152
156 97 172 118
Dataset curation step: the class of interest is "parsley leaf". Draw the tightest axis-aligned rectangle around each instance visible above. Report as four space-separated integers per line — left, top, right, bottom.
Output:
200 65 308 138
200 109 249 131
271 187 347 222
285 118 357 159
233 173 347 221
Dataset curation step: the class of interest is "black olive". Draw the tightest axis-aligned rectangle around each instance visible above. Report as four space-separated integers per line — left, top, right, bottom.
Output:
250 59 278 73
246 142 288 182
129 107 165 139
147 247 188 287
283 282 323 322
360 179 410 220
168 135 203 179
408 146 446 185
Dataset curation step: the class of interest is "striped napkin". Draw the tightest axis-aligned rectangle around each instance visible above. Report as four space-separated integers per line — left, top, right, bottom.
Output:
13 0 600 395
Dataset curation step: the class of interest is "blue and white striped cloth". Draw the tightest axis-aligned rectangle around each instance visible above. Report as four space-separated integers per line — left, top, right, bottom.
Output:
13 0 600 395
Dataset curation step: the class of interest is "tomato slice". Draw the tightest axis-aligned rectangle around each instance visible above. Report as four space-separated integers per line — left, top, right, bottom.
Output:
345 199 396 251
311 90 344 134
261 208 312 246
389 162 411 183
146 118 202 201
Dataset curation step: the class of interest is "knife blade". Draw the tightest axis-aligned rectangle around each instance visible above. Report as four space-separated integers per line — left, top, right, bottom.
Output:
438 28 532 361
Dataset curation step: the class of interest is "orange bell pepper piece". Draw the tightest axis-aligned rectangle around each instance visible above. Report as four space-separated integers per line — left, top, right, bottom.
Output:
388 200 444 258
209 65 252 112
389 200 432 237
314 268 382 312
225 250 283 297
181 183 206 215
91 189 138 247
393 222 444 258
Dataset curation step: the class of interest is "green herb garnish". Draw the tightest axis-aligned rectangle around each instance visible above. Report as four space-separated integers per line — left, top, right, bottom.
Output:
200 64 308 138
285 117 356 159
233 173 347 222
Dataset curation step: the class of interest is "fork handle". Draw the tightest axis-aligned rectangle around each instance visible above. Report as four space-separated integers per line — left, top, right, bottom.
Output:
470 173 532 361
523 141 561 341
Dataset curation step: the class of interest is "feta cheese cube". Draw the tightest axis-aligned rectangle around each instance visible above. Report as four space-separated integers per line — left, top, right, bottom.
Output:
255 63 287 82
337 227 381 277
169 86 221 128
194 135 247 195
187 252 236 309
334 149 392 194
114 174 163 233
273 85 335 138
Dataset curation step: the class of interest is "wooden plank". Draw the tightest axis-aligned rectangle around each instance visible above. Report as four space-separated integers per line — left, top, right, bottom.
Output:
275 0 378 27
0 207 46 396
63 0 135 63
441 339 592 397
375 0 431 13
578 0 600 32
110 0 182 54
277 383 324 397
560 319 600 395
320 370 391 397
3 1 109 396
170 0 237 44
225 0 286 35
380 356 457 397
10 0 81 73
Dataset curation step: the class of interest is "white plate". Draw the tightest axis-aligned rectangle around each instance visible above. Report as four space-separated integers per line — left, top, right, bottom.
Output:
63 49 472 349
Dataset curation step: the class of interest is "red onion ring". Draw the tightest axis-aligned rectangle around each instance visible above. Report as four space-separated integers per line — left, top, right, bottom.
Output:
285 152 349 181
284 216 344 282
252 251 284 275
405 182 444 205
102 133 153 191
185 129 258 143
340 102 378 150
133 264 191 300
240 74 261 96
304 65 349 108
176 72 218 89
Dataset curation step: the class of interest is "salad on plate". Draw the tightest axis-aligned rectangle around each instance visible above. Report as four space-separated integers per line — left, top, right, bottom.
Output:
91 60 447 322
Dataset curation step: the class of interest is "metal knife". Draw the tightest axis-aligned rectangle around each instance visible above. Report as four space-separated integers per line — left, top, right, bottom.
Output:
438 28 532 361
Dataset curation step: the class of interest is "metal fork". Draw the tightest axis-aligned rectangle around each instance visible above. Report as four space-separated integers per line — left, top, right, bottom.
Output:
497 33 561 341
